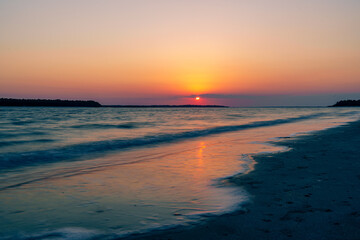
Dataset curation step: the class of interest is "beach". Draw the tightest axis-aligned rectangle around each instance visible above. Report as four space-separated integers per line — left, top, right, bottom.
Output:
123 120 360 240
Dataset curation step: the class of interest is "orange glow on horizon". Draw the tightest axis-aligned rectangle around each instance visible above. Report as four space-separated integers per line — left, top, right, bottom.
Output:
0 1 359 104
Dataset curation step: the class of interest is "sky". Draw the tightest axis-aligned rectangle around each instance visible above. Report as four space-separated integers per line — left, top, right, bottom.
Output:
0 0 359 106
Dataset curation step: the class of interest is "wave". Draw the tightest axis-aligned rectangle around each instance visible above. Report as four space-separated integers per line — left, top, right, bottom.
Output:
11 120 36 126
334 110 360 117
0 131 48 139
0 139 54 148
0 227 100 240
71 122 145 129
0 113 326 170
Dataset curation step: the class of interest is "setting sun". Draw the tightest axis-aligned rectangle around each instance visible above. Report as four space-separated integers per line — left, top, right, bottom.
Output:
196 97 200 101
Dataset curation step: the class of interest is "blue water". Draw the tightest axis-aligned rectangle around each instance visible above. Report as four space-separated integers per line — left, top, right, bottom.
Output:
0 107 359 239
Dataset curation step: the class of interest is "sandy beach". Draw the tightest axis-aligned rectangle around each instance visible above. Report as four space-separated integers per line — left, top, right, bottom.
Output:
122 120 360 240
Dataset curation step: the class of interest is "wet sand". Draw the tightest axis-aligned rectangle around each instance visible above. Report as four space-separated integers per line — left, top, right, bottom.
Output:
122 120 360 240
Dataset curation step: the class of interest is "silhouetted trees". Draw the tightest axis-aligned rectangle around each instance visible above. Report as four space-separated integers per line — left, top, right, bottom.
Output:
0 98 229 107
331 100 360 107
0 98 102 107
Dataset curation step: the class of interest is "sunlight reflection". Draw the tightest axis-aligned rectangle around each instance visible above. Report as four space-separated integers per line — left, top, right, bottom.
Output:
197 141 206 167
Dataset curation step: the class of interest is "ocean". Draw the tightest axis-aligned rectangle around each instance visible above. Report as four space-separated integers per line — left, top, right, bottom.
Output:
0 107 359 239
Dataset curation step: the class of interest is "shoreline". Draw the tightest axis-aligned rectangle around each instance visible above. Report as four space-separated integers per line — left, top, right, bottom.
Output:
121 120 360 240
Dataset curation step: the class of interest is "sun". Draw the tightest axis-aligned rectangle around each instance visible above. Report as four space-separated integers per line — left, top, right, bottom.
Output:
195 97 200 101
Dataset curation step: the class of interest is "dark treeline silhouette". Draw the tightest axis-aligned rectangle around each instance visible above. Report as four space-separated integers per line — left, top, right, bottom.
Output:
103 105 228 108
0 98 228 108
331 99 360 107
0 98 102 107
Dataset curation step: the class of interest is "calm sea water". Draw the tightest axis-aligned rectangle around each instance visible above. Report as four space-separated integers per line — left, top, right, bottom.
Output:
0 107 359 239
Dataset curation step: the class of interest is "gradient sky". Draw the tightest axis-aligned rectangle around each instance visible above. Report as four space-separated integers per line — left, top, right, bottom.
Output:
1 0 359 106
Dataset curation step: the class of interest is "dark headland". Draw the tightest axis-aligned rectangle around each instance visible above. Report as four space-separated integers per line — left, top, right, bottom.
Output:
0 98 102 107
0 98 228 108
330 99 360 107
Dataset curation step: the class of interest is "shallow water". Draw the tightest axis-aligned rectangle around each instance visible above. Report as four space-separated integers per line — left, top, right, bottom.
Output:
0 107 359 239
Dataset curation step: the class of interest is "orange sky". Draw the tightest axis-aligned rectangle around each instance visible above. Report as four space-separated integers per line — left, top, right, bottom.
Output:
0 1 359 105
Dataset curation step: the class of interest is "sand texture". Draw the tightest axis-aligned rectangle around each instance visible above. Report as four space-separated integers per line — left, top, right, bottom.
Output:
122 120 360 240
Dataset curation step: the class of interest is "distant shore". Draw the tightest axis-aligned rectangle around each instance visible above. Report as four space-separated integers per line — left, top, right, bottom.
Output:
0 98 102 107
330 99 360 107
0 98 229 108
121 120 360 240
